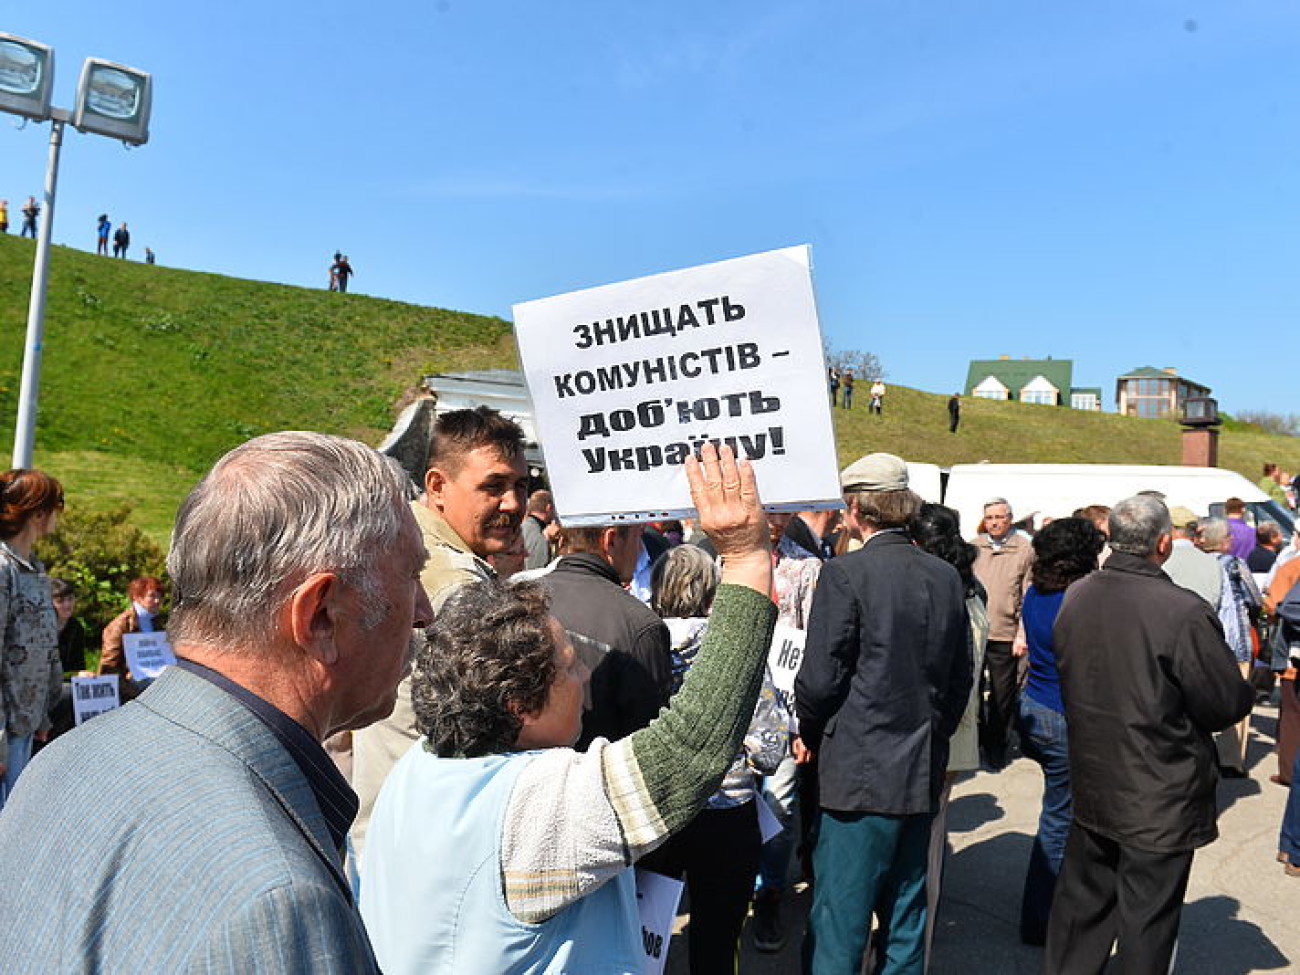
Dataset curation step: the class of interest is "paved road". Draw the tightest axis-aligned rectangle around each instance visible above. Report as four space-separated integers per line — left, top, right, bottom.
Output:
666 701 1295 973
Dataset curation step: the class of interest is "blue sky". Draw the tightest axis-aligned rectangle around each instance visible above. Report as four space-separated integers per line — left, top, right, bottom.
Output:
2 2 1298 416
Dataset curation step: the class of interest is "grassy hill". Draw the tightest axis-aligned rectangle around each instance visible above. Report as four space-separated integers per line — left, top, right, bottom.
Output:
0 234 517 539
828 384 1296 480
1 233 1296 542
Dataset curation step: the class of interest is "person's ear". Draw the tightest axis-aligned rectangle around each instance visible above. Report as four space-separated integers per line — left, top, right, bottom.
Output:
424 466 447 505
287 572 342 666
599 527 620 561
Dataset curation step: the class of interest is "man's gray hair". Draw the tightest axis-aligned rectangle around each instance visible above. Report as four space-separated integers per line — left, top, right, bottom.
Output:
1197 517 1230 553
1107 495 1173 557
984 497 1012 514
168 431 410 649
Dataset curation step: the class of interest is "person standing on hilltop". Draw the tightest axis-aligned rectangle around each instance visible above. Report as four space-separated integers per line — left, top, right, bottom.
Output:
96 215 111 255
869 377 886 415
949 393 961 433
0 200 8 234
113 223 131 259
332 254 355 293
19 197 39 239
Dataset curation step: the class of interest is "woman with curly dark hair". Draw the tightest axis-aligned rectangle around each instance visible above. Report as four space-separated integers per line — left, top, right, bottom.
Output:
359 444 780 974
1017 516 1106 945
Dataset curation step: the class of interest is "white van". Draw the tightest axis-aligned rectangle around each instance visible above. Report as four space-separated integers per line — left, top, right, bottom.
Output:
939 463 1292 540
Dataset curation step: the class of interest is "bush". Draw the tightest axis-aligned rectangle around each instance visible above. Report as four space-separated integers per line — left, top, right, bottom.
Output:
36 504 168 642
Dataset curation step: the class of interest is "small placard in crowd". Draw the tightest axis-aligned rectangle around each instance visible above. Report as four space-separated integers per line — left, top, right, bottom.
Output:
513 245 842 525
765 621 806 723
71 675 121 726
634 867 685 975
122 631 177 681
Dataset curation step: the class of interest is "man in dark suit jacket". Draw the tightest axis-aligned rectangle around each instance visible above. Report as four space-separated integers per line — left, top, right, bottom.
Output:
0 432 434 973
796 453 972 975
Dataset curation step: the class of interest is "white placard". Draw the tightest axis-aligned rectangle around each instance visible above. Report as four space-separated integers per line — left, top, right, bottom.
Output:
71 675 120 725
634 867 685 975
122 631 176 681
513 246 842 525
766 623 806 734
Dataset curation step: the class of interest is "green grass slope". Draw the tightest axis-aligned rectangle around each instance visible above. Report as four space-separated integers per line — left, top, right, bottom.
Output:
1 233 1295 543
829 385 1297 480
0 234 517 539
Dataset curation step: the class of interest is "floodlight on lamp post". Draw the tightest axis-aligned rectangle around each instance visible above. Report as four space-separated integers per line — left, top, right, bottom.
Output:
0 32 151 469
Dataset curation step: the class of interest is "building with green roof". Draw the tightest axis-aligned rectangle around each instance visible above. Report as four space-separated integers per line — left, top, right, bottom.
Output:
964 358 1102 410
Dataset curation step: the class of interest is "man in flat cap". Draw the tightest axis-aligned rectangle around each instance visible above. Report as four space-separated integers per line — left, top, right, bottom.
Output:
796 453 973 974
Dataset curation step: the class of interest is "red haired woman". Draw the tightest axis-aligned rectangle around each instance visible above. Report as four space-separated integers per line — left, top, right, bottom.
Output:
97 576 167 699
0 469 64 810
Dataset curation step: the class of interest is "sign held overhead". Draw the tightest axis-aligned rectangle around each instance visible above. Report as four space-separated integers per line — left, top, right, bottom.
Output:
514 245 842 525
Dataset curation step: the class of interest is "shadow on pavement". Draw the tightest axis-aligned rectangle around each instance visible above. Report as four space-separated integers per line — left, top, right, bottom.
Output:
945 790 1005 835
929 831 1042 974
1175 895 1290 974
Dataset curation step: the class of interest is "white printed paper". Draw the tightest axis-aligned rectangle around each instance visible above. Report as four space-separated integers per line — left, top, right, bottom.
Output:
71 675 120 725
513 246 842 525
766 622 807 728
635 868 685 975
122 631 176 681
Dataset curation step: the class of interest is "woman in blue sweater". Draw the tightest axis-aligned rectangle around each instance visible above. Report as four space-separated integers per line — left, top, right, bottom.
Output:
1017 516 1105 945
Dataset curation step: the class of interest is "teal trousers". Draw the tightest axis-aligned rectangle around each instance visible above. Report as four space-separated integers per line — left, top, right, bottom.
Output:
803 808 933 975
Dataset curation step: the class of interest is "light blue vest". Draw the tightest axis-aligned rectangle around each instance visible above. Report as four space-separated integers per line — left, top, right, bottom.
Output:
360 746 643 974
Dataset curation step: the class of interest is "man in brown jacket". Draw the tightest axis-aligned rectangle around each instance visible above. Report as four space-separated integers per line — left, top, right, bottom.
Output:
972 498 1034 769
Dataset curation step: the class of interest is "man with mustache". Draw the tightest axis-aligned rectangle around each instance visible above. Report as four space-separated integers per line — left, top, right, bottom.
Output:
351 406 529 871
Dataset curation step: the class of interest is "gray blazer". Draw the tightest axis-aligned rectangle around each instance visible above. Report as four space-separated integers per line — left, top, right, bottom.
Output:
0 666 379 973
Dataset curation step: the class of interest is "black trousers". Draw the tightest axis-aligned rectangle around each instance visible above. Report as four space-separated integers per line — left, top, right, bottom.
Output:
647 800 762 975
1044 824 1193 975
979 640 1022 756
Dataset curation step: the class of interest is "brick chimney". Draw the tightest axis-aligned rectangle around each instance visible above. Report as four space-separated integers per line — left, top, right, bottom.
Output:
1181 427 1218 467
1179 396 1220 467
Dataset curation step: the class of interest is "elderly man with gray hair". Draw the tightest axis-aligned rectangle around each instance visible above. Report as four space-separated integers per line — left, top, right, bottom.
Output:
0 432 434 973
1045 495 1254 975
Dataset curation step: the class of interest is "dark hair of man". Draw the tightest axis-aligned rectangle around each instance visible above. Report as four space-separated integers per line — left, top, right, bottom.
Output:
526 489 553 515
1224 497 1246 516
427 406 525 477
847 488 922 531
559 523 637 556
1264 463 1278 477
910 503 978 591
414 578 557 758
1257 522 1282 546
1030 517 1105 593
50 577 74 600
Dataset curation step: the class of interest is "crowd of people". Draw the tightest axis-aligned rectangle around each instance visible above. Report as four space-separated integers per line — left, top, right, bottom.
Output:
0 199 155 263
0 412 1295 974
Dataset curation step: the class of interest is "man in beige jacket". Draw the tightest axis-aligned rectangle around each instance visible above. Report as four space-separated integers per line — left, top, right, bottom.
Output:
972 498 1034 769
350 407 529 871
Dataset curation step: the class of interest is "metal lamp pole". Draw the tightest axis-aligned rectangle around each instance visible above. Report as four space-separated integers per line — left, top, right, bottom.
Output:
12 107 68 469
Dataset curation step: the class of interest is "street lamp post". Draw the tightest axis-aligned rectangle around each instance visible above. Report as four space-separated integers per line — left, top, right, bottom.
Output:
13 108 66 470
0 33 151 469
